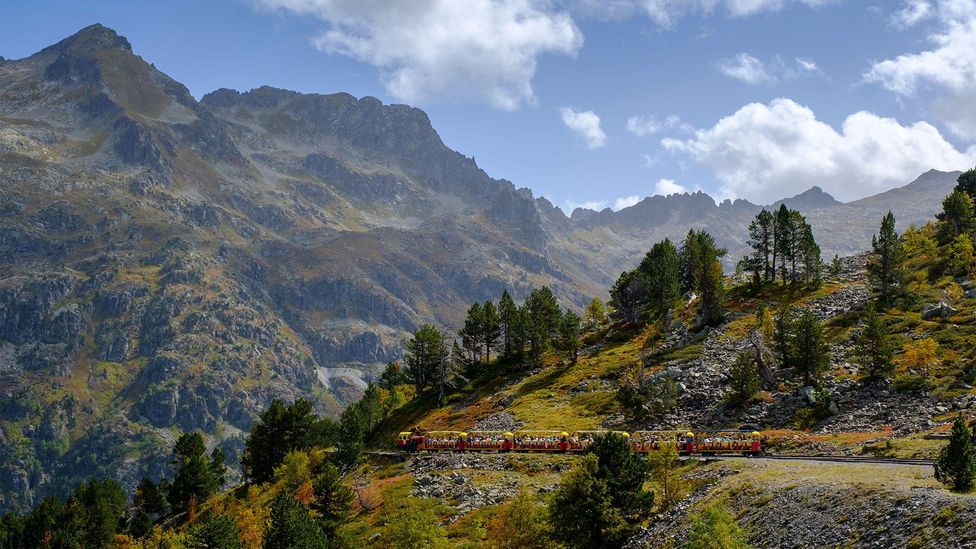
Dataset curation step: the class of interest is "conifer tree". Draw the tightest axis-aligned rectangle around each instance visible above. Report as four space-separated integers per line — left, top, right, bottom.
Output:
242 399 333 484
498 290 518 358
681 230 726 327
166 433 223 514
556 308 583 364
459 302 484 362
774 305 796 368
609 270 648 324
481 300 501 363
935 414 976 492
858 304 894 382
639 238 681 317
800 223 822 286
937 190 975 242
747 209 775 282
311 462 353 537
867 212 906 304
727 352 761 406
792 309 830 384
774 205 792 283
955 166 976 201
263 493 329 549
404 324 447 394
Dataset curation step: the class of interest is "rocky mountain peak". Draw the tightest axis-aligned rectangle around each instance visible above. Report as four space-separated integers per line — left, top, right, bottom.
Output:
40 23 132 57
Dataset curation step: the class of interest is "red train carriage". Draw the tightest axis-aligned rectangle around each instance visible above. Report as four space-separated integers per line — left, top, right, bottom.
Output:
397 428 764 456
694 430 762 456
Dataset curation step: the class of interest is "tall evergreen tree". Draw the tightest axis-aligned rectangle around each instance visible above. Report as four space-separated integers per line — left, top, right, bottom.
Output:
167 433 222 513
679 229 703 294
498 290 518 358
524 286 561 364
800 222 822 286
311 462 354 537
459 302 484 362
858 304 894 382
747 209 775 282
792 309 830 384
774 305 797 368
867 212 907 304
638 238 681 316
263 493 329 549
774 205 792 284
241 399 333 484
404 324 447 394
955 166 976 201
727 352 761 406
935 414 976 492
609 270 647 324
937 189 975 242
190 515 244 549
481 300 501 363
556 308 583 364
681 230 726 327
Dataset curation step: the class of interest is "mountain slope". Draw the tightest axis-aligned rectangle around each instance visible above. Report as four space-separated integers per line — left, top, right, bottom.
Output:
0 24 966 513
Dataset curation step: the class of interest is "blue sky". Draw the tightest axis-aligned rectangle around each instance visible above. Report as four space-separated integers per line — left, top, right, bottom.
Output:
2 0 975 211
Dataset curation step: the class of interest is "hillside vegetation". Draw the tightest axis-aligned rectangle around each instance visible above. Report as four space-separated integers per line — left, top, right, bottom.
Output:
3 169 976 548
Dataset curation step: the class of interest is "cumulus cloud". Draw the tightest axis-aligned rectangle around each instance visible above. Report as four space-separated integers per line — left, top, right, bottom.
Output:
560 107 607 149
891 0 934 27
654 178 688 196
253 0 583 110
716 53 822 84
640 0 838 27
865 1 976 139
663 98 976 203
614 195 643 209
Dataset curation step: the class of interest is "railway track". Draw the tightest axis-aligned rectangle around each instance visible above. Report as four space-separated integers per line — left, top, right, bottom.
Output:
366 450 934 467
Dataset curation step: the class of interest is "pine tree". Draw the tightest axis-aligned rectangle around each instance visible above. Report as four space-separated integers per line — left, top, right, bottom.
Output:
792 309 830 384
935 414 976 492
311 462 353 537
263 493 329 549
189 515 244 549
639 238 681 317
955 166 976 202
747 209 775 282
867 212 906 304
727 352 761 406
775 205 792 284
498 290 518 359
556 308 583 364
937 190 975 242
680 230 726 327
404 324 447 394
609 270 648 324
459 302 484 362
858 304 894 382
800 222 822 286
774 305 796 368
167 433 220 513
481 300 501 363
242 399 333 484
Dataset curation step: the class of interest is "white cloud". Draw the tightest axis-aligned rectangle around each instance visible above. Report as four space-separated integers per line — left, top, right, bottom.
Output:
625 115 663 137
560 107 607 149
716 53 822 84
614 195 643 209
663 98 976 203
716 53 774 84
865 2 976 138
626 114 693 137
254 0 583 110
640 0 838 28
891 0 934 27
565 198 609 211
654 178 688 196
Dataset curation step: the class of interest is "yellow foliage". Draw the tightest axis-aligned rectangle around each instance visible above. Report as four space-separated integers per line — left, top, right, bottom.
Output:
294 480 315 505
484 491 554 549
899 338 941 376
273 450 311 490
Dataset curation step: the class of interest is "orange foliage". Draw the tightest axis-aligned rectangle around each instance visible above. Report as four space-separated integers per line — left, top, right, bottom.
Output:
294 481 315 505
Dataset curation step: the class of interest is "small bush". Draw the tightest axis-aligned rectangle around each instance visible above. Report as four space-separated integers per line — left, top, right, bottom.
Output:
685 502 750 549
892 374 935 393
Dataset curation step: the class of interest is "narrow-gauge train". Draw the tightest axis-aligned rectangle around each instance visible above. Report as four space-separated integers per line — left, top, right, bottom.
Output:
396 429 763 456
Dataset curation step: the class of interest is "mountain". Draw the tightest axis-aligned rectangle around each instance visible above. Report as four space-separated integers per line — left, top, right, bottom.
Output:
0 25 964 512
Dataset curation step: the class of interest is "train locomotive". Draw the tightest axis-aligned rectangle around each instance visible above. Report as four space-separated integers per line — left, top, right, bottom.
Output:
396 428 763 456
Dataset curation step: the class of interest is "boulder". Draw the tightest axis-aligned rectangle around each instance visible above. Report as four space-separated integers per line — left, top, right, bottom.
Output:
921 302 958 320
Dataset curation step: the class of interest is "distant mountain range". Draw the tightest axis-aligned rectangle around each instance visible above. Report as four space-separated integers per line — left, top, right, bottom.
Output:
0 25 961 511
